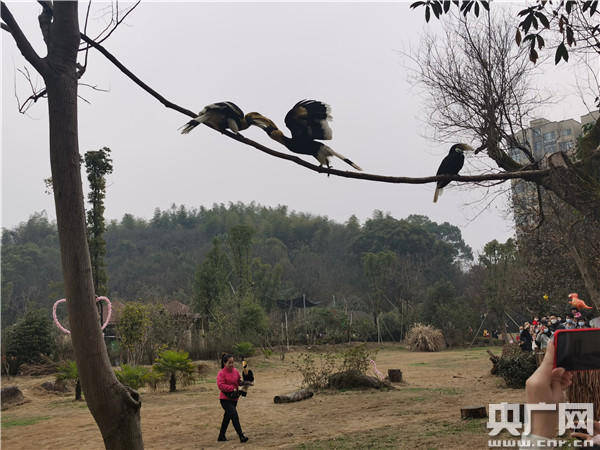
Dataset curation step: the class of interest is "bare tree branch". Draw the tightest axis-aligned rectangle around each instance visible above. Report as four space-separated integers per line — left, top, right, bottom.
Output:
1 2 48 75
1 20 10 32
79 1 140 52
80 31 551 185
221 128 550 184
80 32 196 118
14 67 47 114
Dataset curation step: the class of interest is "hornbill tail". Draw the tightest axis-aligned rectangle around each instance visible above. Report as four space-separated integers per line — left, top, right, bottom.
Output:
433 187 443 203
330 149 362 171
179 113 209 134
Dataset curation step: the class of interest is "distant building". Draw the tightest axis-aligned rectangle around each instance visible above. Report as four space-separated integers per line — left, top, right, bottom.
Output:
510 111 599 234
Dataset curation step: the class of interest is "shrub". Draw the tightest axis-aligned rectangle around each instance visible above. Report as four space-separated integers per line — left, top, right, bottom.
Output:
233 342 255 358
495 351 537 388
406 323 445 352
115 364 150 390
261 347 273 359
290 352 337 389
144 369 164 392
4 309 55 375
340 344 377 375
56 360 81 400
352 317 377 341
116 302 150 365
153 349 196 392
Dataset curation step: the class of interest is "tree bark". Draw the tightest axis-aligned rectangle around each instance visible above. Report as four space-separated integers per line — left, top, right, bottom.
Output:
169 373 176 392
539 150 600 223
569 245 600 310
40 3 143 449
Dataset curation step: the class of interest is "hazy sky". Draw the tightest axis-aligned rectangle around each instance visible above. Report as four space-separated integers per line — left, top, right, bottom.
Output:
1 2 592 253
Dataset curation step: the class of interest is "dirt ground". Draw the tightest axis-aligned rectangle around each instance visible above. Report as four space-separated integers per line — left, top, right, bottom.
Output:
1 344 524 449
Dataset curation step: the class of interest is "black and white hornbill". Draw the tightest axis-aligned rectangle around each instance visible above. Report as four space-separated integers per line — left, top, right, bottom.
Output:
179 102 252 134
247 100 362 171
433 143 473 203
239 360 254 397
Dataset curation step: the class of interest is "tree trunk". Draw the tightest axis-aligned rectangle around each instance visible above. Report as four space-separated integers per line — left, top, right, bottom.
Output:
170 373 177 392
75 379 82 401
567 370 600 421
460 406 487 419
44 3 143 449
387 369 403 383
541 151 600 223
569 245 600 310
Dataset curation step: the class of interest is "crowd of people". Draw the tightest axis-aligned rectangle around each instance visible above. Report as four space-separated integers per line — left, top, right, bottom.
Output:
518 307 595 352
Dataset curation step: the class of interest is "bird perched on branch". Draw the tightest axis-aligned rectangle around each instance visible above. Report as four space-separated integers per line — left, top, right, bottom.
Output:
433 143 473 203
179 102 252 134
247 100 362 171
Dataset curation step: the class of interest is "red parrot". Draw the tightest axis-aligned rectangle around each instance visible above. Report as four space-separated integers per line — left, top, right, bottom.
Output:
568 293 593 310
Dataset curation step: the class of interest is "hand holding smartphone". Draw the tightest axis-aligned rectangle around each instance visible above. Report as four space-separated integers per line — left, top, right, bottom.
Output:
553 328 600 371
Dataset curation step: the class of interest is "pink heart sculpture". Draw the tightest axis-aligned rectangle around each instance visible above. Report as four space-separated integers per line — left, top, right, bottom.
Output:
53 296 112 334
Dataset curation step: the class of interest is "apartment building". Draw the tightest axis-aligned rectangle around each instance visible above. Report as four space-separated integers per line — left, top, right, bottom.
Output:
510 110 599 233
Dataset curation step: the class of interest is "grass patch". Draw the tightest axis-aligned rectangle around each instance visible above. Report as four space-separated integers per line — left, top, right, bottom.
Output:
423 419 486 437
2 416 51 428
200 378 216 384
297 425 402 449
255 360 278 369
47 399 87 409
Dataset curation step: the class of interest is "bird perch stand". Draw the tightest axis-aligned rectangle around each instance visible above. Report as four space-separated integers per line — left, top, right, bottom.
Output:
387 369 403 383
273 388 314 404
460 406 487 419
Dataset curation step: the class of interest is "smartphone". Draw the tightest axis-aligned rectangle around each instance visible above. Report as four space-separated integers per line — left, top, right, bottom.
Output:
553 328 600 371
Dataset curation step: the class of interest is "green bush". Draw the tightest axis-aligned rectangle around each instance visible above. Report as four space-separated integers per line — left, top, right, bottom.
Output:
261 347 273 359
233 342 255 358
340 344 376 375
153 349 196 392
56 360 81 400
4 309 55 375
144 369 164 392
115 364 151 390
495 351 537 388
56 360 78 381
352 317 377 341
290 352 337 389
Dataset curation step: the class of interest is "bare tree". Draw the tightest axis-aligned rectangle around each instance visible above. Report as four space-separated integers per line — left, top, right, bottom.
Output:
1 2 142 448
410 12 545 162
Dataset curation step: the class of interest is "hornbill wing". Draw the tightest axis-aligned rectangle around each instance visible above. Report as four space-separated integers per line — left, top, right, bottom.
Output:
243 369 254 383
220 102 245 120
285 99 333 141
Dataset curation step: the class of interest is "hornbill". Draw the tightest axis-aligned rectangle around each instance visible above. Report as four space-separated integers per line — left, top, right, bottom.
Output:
238 360 254 397
247 100 362 171
433 143 473 203
179 102 253 134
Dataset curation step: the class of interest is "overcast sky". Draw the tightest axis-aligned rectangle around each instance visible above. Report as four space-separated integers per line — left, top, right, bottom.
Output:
1 2 592 253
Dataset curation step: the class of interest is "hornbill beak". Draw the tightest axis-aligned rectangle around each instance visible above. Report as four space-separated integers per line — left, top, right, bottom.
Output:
245 112 278 132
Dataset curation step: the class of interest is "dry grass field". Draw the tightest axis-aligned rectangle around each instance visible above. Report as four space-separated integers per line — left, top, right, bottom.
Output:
1 344 524 449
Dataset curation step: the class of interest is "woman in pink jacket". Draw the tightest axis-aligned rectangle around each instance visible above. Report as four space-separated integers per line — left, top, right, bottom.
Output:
217 353 249 443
